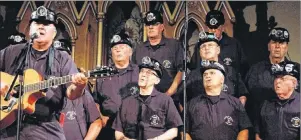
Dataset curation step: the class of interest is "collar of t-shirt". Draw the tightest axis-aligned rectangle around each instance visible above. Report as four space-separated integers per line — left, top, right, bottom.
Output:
200 92 227 104
139 94 150 102
116 67 127 74
146 36 167 50
31 47 48 59
113 63 135 75
135 88 161 103
206 95 220 104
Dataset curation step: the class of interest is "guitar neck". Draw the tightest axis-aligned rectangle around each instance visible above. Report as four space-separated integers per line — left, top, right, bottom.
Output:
23 72 89 93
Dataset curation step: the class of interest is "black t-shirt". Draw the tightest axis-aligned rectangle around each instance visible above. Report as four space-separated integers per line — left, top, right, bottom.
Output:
113 88 183 139
139 94 150 102
207 95 220 104
255 92 300 140
245 59 300 122
186 92 252 140
94 64 139 117
32 48 47 59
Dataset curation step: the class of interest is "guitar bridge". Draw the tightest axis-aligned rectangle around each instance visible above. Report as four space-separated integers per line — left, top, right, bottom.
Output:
0 106 8 110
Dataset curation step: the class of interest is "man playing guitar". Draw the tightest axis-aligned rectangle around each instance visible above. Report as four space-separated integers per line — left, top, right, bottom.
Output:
0 6 89 140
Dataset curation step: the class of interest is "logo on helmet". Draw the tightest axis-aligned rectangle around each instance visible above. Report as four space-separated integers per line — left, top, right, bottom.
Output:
209 18 218 26
146 13 156 22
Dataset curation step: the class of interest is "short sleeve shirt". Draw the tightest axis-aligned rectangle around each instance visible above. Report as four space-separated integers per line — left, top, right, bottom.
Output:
186 92 252 140
93 63 139 116
61 90 100 140
112 89 183 139
255 92 300 140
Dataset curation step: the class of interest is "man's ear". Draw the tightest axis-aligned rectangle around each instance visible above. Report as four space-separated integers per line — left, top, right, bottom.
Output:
128 46 133 56
216 45 220 55
220 74 225 85
154 77 160 85
160 24 165 32
221 25 225 32
291 78 298 88
52 27 57 39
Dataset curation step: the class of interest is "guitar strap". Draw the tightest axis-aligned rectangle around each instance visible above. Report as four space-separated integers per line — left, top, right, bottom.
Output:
10 44 55 79
45 46 54 79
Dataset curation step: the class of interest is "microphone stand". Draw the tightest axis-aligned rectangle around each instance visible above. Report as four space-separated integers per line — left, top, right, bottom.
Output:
3 38 33 140
182 1 188 140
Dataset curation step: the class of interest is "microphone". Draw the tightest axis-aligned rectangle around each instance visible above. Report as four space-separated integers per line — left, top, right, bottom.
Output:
30 32 39 40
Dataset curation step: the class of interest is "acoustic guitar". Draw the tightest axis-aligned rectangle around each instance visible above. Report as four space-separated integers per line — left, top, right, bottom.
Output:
0 66 116 130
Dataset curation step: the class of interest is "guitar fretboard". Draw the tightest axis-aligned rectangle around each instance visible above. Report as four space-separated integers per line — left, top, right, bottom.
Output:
20 66 115 93
23 74 82 93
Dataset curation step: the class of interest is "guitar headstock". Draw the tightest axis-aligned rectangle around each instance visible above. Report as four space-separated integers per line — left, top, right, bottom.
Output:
88 66 118 78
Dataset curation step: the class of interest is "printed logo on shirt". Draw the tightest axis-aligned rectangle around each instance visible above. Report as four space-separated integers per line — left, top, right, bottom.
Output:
224 116 233 126
285 64 294 73
163 60 171 69
150 115 160 126
291 117 300 127
223 58 232 66
130 86 139 95
66 111 76 120
222 84 228 92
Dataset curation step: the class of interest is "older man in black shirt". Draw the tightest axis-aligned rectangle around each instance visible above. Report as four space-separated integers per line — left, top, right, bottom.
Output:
94 31 139 139
0 6 87 140
245 27 300 127
190 10 248 78
185 61 252 140
133 10 183 98
113 57 183 140
255 61 300 140
178 32 248 108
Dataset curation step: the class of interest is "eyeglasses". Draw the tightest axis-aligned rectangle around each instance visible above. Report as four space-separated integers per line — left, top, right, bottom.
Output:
140 69 159 77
